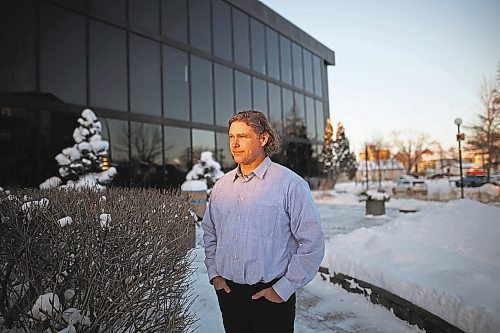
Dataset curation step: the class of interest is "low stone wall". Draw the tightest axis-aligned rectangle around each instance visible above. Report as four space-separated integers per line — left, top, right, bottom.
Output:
318 267 465 333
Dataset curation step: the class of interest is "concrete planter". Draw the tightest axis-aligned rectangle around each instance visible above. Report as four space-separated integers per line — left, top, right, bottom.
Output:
365 199 386 216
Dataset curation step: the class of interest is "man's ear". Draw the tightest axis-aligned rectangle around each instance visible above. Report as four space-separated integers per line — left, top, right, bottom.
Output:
260 133 270 146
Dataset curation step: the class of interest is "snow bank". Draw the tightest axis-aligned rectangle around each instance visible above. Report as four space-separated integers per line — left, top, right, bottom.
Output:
324 199 500 333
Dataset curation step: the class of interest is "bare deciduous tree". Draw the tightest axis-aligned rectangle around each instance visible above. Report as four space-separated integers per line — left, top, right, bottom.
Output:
391 131 430 175
466 66 500 181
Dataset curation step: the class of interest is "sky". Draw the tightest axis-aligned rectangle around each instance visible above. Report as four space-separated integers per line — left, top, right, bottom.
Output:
259 0 500 153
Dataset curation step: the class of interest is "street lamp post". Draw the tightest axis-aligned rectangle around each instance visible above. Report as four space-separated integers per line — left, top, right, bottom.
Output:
454 118 465 199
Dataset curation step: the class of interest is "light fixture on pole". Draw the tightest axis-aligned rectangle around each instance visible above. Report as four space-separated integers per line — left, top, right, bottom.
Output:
454 118 465 199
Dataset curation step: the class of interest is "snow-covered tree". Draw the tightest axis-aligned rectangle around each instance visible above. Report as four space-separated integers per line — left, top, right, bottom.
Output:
319 120 358 187
39 108 117 190
182 151 224 193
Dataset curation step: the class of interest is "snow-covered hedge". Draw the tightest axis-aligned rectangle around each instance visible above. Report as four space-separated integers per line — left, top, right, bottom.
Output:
0 188 195 332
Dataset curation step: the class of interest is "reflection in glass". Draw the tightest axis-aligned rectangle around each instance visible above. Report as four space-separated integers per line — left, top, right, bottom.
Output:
306 96 316 140
279 35 292 85
163 46 189 121
129 34 161 117
266 27 280 80
216 132 234 171
40 4 85 104
250 18 266 75
235 71 251 112
129 0 159 33
282 88 293 121
303 49 314 93
292 43 303 89
190 55 213 124
89 20 127 111
101 118 129 186
316 100 325 140
268 83 282 134
212 0 232 61
294 92 305 121
233 9 250 68
161 0 187 43
283 100 312 177
192 129 215 165
313 55 323 97
130 122 163 187
189 0 211 53
252 77 267 115
164 126 190 187
214 64 234 126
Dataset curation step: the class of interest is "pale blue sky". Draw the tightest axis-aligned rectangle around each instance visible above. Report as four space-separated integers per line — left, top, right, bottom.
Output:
259 0 500 152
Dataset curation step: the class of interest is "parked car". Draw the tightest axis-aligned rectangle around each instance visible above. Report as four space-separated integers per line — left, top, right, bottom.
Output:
455 175 488 187
392 178 428 195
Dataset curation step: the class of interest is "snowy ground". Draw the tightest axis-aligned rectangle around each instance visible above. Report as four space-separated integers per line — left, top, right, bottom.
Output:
192 181 499 333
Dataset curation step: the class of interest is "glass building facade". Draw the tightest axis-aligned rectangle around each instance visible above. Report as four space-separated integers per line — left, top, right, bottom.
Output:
0 0 335 188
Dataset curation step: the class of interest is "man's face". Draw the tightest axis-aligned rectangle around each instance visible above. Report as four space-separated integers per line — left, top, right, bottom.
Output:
229 121 268 167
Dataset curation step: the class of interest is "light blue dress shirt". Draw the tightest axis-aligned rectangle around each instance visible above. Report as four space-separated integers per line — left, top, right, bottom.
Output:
202 157 325 301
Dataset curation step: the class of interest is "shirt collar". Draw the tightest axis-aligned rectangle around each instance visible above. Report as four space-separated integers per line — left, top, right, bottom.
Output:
232 156 272 182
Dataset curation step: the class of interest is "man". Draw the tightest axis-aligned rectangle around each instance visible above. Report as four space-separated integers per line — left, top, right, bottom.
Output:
202 110 325 333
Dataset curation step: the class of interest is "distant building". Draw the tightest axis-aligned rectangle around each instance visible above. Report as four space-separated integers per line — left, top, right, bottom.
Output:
0 0 335 188
357 146 404 182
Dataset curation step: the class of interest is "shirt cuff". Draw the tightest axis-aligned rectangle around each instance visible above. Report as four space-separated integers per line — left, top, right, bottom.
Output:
272 277 296 302
207 266 219 284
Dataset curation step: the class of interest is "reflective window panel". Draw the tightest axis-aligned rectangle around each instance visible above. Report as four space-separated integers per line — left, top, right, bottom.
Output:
233 8 250 68
89 20 127 111
279 35 292 85
163 46 189 121
316 100 325 140
164 125 191 173
305 96 316 140
252 77 267 115
190 55 214 124
303 49 314 93
235 71 252 112
214 64 234 126
161 0 188 44
212 0 232 61
292 43 303 89
130 121 163 187
100 117 129 186
268 83 283 134
192 129 215 165
40 4 86 105
129 34 161 117
129 0 159 33
189 0 211 53
89 0 126 22
313 55 323 97
216 131 234 171
250 18 266 75
266 27 280 80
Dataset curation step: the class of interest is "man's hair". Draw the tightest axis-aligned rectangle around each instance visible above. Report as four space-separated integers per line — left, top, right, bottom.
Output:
229 110 281 156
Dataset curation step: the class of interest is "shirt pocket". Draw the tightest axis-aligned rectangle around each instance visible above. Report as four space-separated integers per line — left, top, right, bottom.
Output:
254 203 283 239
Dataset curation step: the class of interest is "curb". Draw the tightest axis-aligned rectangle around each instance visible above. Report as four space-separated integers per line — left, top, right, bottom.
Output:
319 267 465 333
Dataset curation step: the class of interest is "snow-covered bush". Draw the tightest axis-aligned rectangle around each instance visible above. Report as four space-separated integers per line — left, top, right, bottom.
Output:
39 108 117 190
0 188 195 332
183 151 224 193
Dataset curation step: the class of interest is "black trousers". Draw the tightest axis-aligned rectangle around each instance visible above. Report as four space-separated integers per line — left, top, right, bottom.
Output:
215 279 296 333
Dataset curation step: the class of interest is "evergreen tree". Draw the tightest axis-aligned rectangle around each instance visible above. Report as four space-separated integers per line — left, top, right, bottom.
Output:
319 120 358 187
40 109 117 189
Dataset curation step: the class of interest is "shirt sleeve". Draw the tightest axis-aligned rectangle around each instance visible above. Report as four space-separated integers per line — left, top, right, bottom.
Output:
272 179 325 301
202 184 220 283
